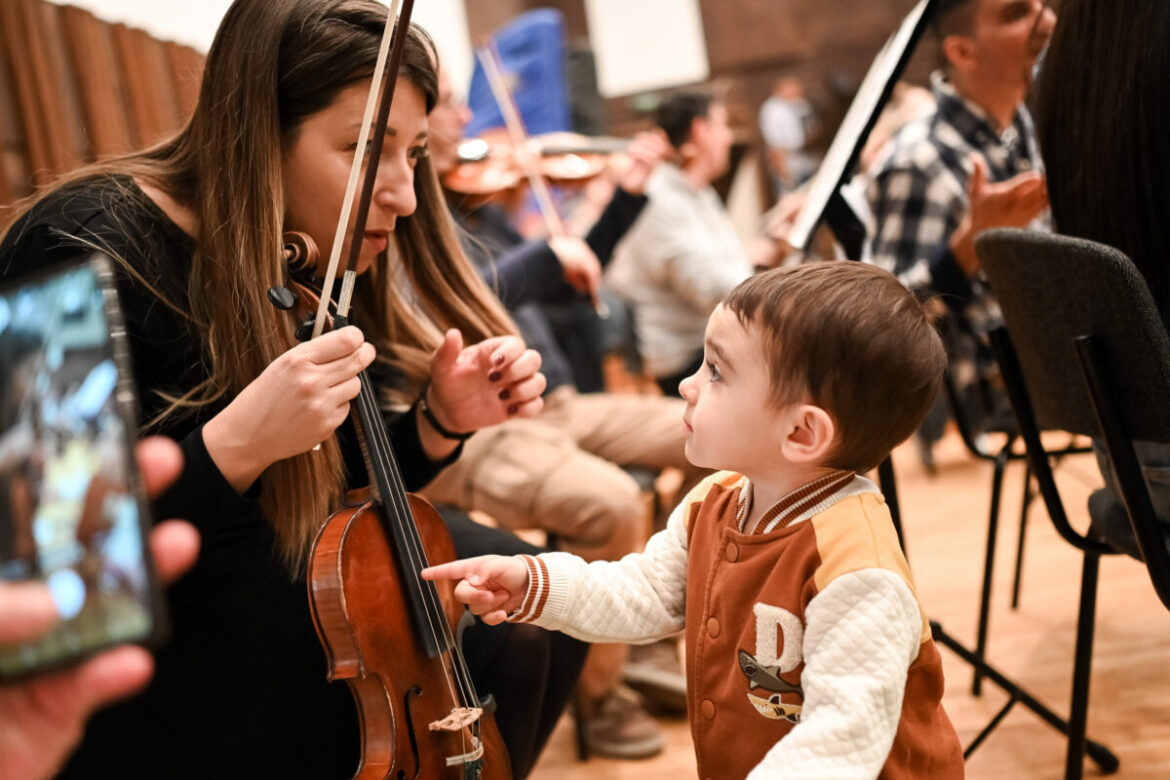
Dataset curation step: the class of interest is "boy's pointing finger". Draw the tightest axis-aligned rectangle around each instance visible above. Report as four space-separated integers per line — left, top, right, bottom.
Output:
420 561 469 581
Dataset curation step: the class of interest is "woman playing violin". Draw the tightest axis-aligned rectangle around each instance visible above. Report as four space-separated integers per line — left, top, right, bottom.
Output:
0 1 557 777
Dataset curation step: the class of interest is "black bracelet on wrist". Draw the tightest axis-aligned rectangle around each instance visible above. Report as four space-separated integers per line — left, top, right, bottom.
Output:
418 383 474 441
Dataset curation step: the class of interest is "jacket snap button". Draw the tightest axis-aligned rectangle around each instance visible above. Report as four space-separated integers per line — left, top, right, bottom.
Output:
707 617 720 637
701 699 716 719
725 543 739 562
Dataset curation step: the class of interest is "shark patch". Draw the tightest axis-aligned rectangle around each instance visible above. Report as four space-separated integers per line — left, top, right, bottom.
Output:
739 649 803 724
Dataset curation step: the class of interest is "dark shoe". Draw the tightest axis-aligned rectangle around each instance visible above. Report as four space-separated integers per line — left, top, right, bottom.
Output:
623 640 687 718
577 685 665 760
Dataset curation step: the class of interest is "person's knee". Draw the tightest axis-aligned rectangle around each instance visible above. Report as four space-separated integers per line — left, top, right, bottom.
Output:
551 476 645 554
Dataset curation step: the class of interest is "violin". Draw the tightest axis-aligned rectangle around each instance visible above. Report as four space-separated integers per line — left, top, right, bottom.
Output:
273 228 511 780
442 128 630 199
275 1 512 775
448 43 609 239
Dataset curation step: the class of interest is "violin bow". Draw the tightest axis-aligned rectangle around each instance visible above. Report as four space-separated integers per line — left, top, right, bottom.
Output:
475 42 567 239
304 0 494 756
312 0 412 338
475 41 608 317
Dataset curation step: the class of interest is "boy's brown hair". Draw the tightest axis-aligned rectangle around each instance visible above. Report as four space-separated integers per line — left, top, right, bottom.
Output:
724 262 946 472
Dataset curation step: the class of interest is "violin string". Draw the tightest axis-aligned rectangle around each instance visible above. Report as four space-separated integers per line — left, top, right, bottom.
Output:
353 379 463 670
353 377 482 719
358 383 485 750
352 380 483 755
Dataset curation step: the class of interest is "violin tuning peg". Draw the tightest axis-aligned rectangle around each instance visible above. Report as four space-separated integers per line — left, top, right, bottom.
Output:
295 319 315 343
267 285 299 311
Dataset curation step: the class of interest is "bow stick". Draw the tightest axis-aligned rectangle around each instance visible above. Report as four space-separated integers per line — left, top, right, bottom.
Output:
303 1 493 765
312 0 411 338
475 41 609 318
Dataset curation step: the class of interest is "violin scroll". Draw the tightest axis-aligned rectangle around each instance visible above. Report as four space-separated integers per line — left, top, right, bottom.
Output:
283 230 320 275
269 231 328 342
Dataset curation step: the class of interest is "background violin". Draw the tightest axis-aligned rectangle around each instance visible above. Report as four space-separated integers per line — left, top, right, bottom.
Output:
442 128 631 200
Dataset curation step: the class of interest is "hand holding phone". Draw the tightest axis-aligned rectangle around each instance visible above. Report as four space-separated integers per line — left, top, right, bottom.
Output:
0 438 199 780
0 257 171 678
0 257 199 777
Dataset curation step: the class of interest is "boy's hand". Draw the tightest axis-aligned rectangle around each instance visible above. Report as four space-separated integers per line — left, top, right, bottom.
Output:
421 555 530 625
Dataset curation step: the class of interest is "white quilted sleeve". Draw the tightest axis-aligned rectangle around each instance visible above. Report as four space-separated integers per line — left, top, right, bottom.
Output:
517 498 692 643
745 569 922 779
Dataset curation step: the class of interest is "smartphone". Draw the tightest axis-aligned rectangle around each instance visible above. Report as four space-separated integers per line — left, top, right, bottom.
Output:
0 254 165 679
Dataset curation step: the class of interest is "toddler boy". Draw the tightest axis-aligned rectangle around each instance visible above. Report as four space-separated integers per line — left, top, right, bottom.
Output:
425 262 964 778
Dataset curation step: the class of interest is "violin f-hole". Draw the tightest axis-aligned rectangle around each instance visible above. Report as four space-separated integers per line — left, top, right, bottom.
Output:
402 685 424 780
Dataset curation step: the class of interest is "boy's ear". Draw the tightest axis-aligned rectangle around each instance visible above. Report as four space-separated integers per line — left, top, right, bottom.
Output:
779 404 836 464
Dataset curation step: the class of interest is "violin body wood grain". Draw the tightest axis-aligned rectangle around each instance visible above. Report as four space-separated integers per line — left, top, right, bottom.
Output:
308 494 512 780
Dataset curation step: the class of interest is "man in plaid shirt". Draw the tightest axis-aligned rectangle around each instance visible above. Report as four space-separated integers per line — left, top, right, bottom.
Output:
866 0 1055 446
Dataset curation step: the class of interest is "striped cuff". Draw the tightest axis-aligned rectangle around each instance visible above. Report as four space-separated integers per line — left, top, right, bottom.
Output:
508 554 552 623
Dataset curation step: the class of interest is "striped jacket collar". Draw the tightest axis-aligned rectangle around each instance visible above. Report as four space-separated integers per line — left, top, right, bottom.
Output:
735 471 879 535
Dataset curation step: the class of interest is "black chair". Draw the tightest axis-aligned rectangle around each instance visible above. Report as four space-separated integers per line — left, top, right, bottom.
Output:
974 228 1170 780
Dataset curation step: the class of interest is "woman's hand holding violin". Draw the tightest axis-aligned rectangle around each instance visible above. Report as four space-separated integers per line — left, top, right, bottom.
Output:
420 329 544 460
204 326 375 492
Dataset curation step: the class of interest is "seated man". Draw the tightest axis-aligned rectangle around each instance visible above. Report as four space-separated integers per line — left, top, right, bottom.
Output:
866 0 1055 452
426 67 702 759
607 91 785 398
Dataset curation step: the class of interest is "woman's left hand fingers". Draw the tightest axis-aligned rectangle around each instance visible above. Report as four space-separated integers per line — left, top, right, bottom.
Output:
478 336 525 373
431 337 545 430
490 348 542 386
498 371 546 407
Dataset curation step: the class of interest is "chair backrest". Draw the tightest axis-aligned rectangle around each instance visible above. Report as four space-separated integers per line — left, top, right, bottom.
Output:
977 228 1170 607
976 229 1170 443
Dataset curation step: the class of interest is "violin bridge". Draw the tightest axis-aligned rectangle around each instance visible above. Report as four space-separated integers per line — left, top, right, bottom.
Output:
428 706 483 732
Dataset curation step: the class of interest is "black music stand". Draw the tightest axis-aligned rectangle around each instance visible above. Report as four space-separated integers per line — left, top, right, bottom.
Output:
793 0 1119 772
787 0 938 261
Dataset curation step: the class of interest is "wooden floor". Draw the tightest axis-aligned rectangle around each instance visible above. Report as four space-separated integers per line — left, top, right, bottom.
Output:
528 429 1170 779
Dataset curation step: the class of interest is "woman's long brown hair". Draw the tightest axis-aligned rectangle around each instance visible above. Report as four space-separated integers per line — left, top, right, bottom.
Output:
0 0 516 572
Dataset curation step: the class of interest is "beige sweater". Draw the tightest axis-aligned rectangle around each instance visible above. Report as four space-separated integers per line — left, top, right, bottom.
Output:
607 163 752 377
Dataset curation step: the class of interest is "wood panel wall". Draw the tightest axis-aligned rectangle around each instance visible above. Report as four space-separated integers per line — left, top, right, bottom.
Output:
0 0 204 206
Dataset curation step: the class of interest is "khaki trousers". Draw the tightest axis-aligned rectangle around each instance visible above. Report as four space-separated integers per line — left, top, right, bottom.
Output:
423 387 701 560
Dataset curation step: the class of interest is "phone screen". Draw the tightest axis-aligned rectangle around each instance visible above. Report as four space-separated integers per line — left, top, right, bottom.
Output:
0 256 162 678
